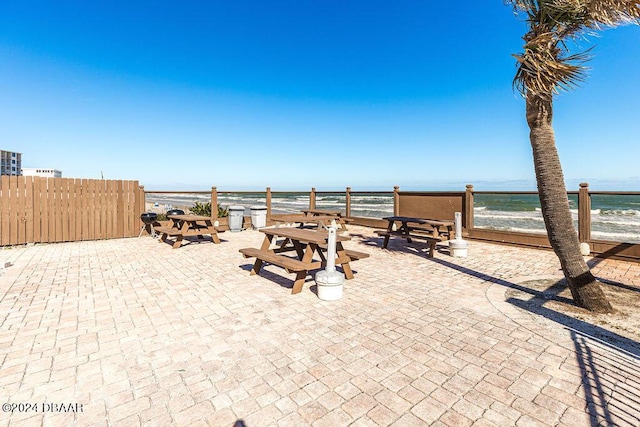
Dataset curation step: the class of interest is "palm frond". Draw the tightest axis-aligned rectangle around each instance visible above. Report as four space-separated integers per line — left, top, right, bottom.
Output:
513 30 592 99
508 0 640 28
509 0 639 99
585 0 640 27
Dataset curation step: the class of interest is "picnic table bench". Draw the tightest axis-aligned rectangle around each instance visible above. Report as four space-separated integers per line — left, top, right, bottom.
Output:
300 209 350 231
239 227 368 294
376 216 455 258
156 214 223 249
270 214 349 231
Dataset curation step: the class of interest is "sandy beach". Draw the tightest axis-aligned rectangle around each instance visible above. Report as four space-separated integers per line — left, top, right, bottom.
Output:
144 201 193 215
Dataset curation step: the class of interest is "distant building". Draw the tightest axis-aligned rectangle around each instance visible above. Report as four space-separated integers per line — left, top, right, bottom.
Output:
21 168 62 178
0 150 22 176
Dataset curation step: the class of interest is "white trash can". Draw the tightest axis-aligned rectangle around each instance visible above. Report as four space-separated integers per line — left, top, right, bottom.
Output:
250 206 267 230
228 206 245 232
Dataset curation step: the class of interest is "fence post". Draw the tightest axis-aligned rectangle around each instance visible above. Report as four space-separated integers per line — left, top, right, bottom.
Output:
139 185 146 215
266 187 272 220
465 184 474 232
393 186 400 216
578 182 591 243
310 187 316 210
345 187 351 218
211 186 218 220
116 180 125 237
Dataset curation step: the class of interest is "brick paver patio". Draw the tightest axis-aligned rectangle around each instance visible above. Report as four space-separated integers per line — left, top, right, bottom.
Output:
1 225 639 426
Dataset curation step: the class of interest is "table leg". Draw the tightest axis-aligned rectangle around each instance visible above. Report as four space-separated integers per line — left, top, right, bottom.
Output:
278 238 292 250
249 258 264 275
292 240 305 260
336 243 354 279
427 240 436 258
382 221 393 249
401 222 413 244
291 242 317 294
205 220 221 244
291 272 307 294
252 235 273 275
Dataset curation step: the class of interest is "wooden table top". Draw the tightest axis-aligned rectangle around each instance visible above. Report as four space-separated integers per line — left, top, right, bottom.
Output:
271 215 340 223
301 209 343 216
168 214 212 221
383 216 454 227
261 227 350 244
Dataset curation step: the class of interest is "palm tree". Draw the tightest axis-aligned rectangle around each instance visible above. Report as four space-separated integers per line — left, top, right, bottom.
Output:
507 0 639 312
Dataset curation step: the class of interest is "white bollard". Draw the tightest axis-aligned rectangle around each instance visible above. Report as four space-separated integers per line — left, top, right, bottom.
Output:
326 226 337 272
449 212 469 257
455 212 463 239
315 226 345 300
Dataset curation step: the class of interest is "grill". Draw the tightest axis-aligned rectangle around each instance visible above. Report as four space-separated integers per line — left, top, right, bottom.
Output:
139 212 159 237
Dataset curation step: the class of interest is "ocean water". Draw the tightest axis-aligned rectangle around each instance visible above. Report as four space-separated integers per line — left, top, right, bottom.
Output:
145 191 640 243
145 192 395 218
474 193 640 243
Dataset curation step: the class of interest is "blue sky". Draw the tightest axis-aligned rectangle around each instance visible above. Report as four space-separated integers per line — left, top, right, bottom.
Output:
1 1 638 191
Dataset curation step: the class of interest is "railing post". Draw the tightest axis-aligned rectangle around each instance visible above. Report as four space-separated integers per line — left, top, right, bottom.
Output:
211 186 218 220
345 187 351 218
393 186 400 216
139 185 146 215
266 187 272 220
310 187 316 210
578 182 591 243
465 184 474 232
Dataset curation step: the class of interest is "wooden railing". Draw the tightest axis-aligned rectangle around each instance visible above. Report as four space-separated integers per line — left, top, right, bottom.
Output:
0 176 144 246
5 178 634 262
146 185 640 262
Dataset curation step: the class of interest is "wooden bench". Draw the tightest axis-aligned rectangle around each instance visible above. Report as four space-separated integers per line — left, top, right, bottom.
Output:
156 224 222 249
239 248 319 273
154 226 183 236
270 214 349 232
375 230 441 258
343 248 370 260
240 247 324 294
317 244 370 261
408 226 452 240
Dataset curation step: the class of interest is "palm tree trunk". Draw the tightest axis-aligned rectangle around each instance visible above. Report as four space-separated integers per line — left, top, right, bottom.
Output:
526 96 613 313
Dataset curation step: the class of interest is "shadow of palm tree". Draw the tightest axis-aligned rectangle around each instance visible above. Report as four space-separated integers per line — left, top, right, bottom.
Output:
430 256 640 355
586 242 638 268
429 256 640 426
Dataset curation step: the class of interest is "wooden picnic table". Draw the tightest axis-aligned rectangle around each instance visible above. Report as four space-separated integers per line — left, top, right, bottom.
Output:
239 227 368 294
300 209 350 230
376 216 455 257
301 209 344 217
155 214 222 249
270 214 345 230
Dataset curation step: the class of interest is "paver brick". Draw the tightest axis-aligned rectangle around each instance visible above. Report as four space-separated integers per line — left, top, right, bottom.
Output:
411 397 448 424
367 403 400 425
1 226 639 426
